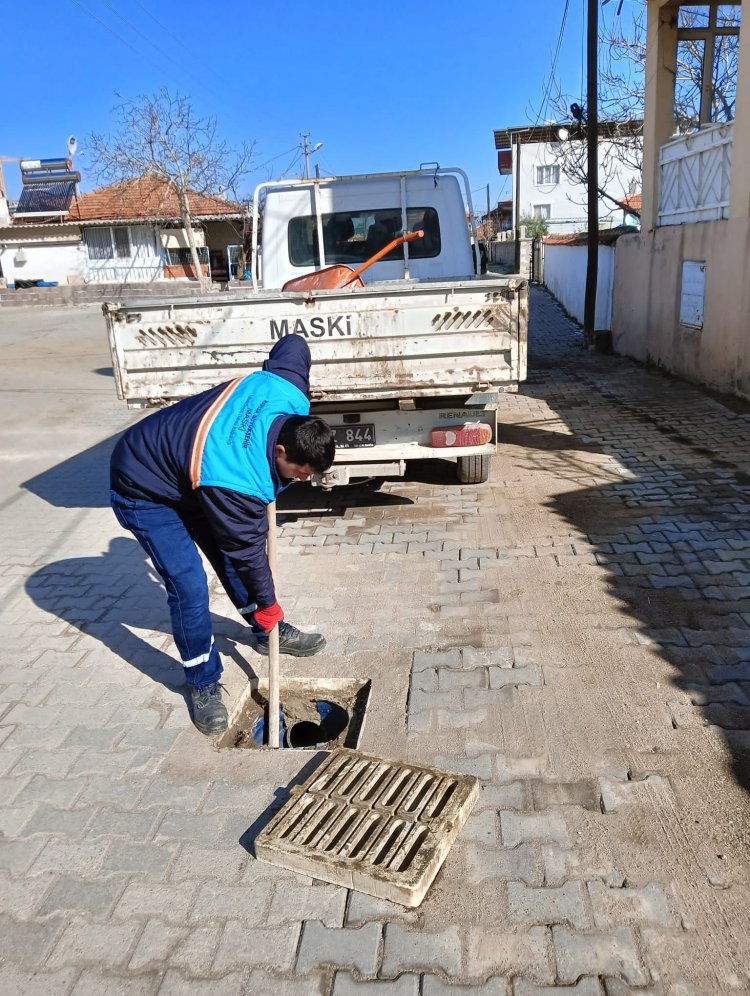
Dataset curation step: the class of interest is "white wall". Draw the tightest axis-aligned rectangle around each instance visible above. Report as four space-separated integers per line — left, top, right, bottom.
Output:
544 243 615 330
0 240 85 285
517 140 640 233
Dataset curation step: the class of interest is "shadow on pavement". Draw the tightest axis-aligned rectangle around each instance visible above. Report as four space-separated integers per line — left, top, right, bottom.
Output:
21 433 124 509
524 286 750 797
239 751 329 856
24 536 261 696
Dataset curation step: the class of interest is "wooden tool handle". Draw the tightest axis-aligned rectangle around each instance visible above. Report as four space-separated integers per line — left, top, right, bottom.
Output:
266 501 280 749
342 230 424 286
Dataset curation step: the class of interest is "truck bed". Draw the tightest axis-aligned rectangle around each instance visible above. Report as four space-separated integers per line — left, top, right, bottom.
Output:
103 276 527 409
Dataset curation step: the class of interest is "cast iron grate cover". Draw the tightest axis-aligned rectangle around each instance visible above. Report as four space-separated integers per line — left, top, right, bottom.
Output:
254 748 479 907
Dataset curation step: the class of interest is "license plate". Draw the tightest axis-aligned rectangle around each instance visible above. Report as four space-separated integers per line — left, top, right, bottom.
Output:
332 423 376 448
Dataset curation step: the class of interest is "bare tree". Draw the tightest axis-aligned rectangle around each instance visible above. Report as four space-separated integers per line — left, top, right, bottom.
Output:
89 89 254 291
546 1 738 218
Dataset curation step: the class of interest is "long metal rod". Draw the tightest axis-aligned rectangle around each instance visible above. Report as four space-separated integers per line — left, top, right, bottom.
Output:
266 501 280 749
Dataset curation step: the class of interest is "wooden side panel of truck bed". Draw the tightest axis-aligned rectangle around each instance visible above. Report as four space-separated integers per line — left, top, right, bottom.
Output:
104 277 528 408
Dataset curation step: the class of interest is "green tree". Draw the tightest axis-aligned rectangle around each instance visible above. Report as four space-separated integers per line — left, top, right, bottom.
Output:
89 89 253 291
519 213 550 239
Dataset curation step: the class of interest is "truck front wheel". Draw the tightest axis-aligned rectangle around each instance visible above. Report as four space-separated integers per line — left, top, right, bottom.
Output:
457 454 491 484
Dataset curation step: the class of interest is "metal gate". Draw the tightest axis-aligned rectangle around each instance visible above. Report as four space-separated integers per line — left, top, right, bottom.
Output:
531 238 544 284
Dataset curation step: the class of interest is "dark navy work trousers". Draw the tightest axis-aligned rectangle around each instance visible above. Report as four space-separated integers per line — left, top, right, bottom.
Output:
110 490 259 688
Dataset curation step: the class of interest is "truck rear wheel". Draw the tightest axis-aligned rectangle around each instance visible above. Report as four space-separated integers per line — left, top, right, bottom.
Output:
457 454 491 484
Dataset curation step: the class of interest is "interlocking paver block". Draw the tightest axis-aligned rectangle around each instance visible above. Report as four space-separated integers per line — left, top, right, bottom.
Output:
332 974 419 995
345 890 420 926
381 924 462 977
466 843 539 886
0 964 78 996
267 881 347 927
438 667 489 690
508 881 589 928
541 846 623 888
86 808 156 841
514 980 604 996
494 756 547 781
552 925 648 985
489 666 542 688
530 780 601 811
38 873 124 917
47 919 141 970
466 926 553 983
435 753 494 780
69 967 161 994
475 782 526 811
603 981 667 996
0 913 65 967
245 969 329 995
213 923 302 972
128 919 188 971
598 775 673 813
190 880 273 921
296 921 381 976
14 774 83 807
113 882 196 921
500 812 570 847
0 803 34 836
162 924 222 976
461 809 499 845
26 804 95 838
158 971 246 995
423 976 509 995
412 650 462 672
587 881 676 927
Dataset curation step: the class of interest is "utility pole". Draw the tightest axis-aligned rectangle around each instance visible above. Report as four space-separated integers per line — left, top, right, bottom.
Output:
584 0 599 344
301 134 323 180
301 134 311 179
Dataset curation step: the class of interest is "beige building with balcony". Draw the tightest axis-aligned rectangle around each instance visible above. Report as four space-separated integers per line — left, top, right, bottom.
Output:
613 2 750 399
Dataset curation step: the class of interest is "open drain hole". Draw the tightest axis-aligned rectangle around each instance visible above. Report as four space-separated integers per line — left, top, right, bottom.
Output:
218 679 371 752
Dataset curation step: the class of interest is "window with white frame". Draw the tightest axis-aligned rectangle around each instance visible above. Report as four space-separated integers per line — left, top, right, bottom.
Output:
84 225 157 260
532 204 551 220
84 226 132 260
535 164 560 185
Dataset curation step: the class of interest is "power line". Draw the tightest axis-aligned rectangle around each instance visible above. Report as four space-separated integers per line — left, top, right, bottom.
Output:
533 0 571 125
99 1 204 84
68 0 156 64
128 0 241 96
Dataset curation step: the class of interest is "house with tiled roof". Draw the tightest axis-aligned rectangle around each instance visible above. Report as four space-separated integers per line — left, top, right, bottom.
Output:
0 174 246 289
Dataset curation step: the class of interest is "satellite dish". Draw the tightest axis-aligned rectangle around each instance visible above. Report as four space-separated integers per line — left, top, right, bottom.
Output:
68 136 78 158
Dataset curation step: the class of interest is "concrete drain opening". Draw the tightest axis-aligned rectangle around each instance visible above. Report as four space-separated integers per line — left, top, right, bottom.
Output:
218 678 371 751
254 748 479 907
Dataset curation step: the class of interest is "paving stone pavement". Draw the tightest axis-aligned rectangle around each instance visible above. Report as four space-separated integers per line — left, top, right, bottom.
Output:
1 291 750 994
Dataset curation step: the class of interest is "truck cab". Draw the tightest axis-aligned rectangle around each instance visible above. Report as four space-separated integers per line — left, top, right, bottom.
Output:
254 169 478 290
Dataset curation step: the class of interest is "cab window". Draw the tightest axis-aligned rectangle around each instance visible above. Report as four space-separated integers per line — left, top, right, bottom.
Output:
287 207 441 267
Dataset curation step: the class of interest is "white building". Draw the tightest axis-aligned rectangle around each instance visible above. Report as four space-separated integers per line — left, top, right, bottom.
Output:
494 122 643 234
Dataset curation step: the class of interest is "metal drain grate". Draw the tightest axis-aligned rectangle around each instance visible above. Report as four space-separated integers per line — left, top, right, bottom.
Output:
254 748 479 907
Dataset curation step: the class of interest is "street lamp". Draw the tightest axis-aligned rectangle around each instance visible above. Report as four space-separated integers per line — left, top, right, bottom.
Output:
301 135 324 179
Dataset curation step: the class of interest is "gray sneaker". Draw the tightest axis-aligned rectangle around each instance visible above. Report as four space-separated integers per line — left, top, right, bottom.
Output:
255 621 326 658
189 681 228 735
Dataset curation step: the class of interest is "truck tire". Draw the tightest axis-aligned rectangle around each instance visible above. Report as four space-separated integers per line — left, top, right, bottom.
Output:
457 454 491 484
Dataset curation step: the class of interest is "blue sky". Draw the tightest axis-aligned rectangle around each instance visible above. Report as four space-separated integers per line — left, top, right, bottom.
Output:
2 0 607 208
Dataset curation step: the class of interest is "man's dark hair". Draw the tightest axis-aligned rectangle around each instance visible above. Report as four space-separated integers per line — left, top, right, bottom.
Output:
277 416 335 473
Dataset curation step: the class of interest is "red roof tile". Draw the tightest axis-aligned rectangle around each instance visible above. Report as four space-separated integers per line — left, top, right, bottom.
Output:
66 175 243 222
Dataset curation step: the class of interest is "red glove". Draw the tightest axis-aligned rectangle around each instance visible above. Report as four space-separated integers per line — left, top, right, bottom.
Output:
254 601 284 633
